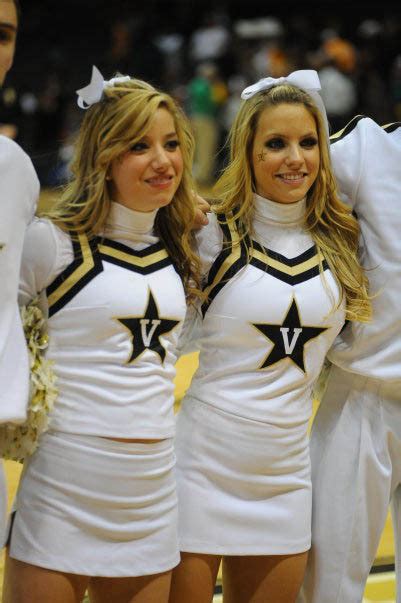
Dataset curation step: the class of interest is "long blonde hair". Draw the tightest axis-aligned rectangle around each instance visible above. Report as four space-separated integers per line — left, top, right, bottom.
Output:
213 83 371 322
42 78 201 299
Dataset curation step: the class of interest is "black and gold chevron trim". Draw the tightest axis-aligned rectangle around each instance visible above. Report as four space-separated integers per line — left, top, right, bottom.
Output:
98 237 172 273
202 216 328 316
201 215 248 315
330 115 365 144
47 233 174 317
382 121 401 134
47 233 103 318
330 115 401 144
249 242 328 285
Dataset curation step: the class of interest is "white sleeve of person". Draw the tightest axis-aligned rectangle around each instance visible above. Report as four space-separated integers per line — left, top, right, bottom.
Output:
0 137 39 423
328 116 401 380
176 303 202 356
176 214 224 356
330 115 367 207
18 218 64 307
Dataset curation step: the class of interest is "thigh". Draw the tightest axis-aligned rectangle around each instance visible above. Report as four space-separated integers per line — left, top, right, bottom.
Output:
223 552 308 603
3 552 89 603
88 571 172 603
169 552 221 603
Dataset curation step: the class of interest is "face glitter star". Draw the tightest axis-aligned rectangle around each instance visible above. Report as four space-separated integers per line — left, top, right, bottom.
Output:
257 149 267 162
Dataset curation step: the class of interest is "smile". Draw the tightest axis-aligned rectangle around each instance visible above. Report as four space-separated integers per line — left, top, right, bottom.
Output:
276 173 307 183
146 175 173 185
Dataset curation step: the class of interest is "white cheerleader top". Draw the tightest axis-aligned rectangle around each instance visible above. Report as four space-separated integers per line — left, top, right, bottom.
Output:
329 116 401 382
182 194 345 425
0 136 39 423
19 202 187 438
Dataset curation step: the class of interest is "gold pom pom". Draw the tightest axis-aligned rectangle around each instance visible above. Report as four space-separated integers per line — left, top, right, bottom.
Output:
0 299 58 462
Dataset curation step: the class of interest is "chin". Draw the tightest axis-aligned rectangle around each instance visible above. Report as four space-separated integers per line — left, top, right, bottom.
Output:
154 197 174 209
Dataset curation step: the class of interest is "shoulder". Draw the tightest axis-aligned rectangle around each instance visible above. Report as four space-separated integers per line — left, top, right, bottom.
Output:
0 136 39 210
330 115 401 167
0 135 24 159
330 115 401 147
21 218 74 292
0 136 35 172
25 218 72 260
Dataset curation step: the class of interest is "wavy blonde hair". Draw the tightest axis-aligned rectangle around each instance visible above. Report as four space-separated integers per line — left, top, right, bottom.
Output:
42 78 201 299
213 83 371 322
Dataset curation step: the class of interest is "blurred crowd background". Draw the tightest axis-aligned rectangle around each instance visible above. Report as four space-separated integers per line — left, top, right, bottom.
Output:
1 0 400 189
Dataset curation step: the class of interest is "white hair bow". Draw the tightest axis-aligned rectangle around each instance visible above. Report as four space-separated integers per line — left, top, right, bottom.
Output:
241 70 321 100
76 65 131 109
241 69 329 139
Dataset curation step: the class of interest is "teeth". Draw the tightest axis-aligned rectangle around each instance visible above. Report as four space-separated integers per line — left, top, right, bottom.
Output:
148 177 171 184
279 173 304 180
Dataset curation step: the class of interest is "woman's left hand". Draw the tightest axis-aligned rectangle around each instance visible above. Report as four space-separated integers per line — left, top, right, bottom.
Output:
193 195 210 229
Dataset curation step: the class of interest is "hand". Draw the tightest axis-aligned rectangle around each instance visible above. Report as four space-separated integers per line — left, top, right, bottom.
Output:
193 195 210 229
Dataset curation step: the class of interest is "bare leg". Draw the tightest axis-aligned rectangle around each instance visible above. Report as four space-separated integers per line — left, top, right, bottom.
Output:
89 571 172 603
169 552 221 603
223 552 308 603
3 552 89 603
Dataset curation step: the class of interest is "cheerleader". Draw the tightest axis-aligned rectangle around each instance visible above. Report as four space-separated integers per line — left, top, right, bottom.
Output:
170 71 371 603
3 66 200 603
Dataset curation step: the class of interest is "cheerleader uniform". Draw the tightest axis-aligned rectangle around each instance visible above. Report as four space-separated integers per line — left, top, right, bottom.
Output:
7 202 186 576
0 136 39 545
301 117 401 603
175 193 345 555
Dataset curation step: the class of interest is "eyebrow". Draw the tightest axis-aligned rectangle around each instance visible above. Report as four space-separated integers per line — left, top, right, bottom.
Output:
263 130 317 138
0 22 17 33
140 131 178 141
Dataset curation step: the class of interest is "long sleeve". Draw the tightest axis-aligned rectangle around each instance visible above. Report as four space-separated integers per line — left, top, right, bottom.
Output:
328 117 401 380
177 214 223 356
18 218 62 307
0 137 39 422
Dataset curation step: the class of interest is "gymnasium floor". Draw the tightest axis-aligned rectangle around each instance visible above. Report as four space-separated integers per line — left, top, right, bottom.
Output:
1 352 396 602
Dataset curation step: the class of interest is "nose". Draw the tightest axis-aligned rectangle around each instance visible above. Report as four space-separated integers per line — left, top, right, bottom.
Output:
151 145 169 170
285 144 303 166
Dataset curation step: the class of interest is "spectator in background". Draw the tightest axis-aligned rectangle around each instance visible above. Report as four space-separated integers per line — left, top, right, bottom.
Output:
355 19 395 123
189 11 231 74
99 17 165 87
309 29 357 133
317 57 357 133
188 62 227 188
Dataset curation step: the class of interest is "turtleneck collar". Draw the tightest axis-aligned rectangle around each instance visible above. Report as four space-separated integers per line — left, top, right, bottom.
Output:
253 193 306 226
103 201 159 244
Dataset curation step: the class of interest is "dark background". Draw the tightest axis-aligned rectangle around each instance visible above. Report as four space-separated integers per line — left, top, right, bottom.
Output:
2 0 400 185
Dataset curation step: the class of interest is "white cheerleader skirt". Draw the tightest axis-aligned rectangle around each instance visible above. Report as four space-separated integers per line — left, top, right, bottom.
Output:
175 397 311 556
8 431 179 576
